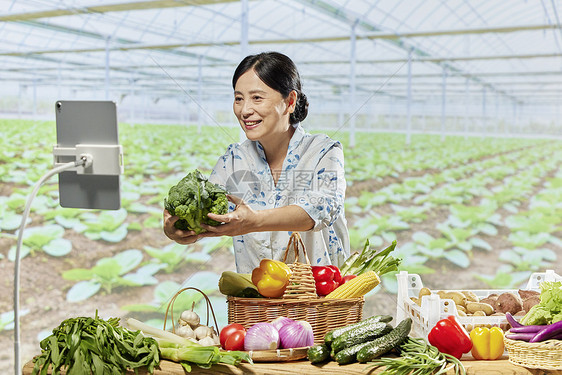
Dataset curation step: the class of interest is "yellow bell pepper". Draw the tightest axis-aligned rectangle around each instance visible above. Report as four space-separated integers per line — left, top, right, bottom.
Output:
470 326 505 360
251 259 291 298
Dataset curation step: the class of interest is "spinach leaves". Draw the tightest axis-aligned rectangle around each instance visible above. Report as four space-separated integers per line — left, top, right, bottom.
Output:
32 312 159 375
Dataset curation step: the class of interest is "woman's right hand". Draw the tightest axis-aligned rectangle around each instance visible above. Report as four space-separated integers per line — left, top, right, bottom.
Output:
163 209 211 244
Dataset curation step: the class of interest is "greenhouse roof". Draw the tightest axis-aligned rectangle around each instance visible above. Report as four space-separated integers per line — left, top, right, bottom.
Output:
1 0 561 107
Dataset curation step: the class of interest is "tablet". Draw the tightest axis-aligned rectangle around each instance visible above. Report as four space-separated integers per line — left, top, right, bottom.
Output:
55 100 121 210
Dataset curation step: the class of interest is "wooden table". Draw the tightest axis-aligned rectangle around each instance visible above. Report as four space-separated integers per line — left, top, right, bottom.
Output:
24 356 562 375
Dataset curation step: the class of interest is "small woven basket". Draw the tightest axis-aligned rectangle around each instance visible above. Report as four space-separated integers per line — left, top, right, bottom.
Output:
504 337 562 370
282 232 317 299
163 286 220 336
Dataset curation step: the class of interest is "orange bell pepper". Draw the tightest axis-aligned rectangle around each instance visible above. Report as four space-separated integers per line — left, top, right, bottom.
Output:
251 259 291 298
470 326 505 360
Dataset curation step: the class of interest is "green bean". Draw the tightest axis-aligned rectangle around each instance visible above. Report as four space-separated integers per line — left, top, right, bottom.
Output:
366 337 466 375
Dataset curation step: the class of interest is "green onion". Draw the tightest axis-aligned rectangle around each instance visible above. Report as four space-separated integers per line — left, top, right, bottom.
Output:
127 317 252 371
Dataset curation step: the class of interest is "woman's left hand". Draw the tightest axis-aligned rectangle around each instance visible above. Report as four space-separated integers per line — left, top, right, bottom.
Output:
203 194 258 236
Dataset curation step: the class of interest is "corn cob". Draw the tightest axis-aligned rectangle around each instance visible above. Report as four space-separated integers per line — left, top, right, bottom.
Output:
325 271 380 299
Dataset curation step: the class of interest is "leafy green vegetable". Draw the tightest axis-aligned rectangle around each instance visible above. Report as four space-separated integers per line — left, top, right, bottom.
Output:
473 265 531 289
520 281 562 325
340 240 401 277
32 312 159 375
78 209 129 242
0 309 29 332
7 224 71 260
164 170 228 234
62 249 153 301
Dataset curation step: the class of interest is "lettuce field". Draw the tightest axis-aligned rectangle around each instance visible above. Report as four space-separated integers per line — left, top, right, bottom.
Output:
1 118 561 368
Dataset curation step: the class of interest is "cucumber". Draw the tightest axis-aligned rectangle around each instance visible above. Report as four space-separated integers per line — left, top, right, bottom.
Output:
331 321 393 353
307 344 330 364
356 318 412 363
334 340 374 365
324 314 393 346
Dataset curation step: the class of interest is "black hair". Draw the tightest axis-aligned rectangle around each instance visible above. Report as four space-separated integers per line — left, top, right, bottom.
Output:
232 51 309 125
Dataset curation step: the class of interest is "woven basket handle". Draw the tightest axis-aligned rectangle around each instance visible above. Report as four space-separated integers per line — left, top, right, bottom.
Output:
282 232 310 265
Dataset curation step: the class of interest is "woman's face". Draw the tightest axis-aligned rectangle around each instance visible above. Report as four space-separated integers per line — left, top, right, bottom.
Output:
233 69 294 143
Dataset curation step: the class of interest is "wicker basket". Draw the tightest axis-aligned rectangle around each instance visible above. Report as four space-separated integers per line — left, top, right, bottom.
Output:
227 295 364 344
504 337 562 370
227 232 365 343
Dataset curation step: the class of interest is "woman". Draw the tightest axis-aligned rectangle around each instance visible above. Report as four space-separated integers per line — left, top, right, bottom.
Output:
164 51 349 273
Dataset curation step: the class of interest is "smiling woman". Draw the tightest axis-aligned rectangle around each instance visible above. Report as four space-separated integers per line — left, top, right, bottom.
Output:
163 51 350 273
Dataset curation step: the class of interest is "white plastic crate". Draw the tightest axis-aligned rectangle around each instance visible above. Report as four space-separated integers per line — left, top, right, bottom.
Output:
396 269 561 338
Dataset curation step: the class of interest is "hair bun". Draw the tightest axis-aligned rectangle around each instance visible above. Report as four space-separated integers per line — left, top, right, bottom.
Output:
291 92 309 124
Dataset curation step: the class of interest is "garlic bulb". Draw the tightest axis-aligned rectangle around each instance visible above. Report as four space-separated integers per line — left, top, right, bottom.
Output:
175 324 195 339
211 329 220 345
194 325 212 340
198 336 216 347
180 310 200 328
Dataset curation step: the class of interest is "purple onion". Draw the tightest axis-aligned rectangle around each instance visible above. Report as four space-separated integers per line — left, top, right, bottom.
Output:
244 322 280 351
278 320 314 349
270 316 295 332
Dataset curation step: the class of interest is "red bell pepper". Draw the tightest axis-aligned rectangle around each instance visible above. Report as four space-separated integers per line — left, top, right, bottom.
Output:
428 315 472 359
341 274 357 284
311 266 340 296
327 265 342 284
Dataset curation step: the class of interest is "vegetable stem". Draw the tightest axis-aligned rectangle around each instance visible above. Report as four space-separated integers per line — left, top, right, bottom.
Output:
340 240 401 277
127 318 191 345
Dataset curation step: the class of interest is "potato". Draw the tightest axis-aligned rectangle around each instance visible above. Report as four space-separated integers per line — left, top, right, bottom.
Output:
440 291 468 307
466 302 494 315
456 304 467 314
523 296 540 312
478 297 498 310
462 290 479 303
457 310 467 317
410 297 421 306
418 287 432 299
480 293 498 302
473 311 487 317
494 292 523 315
518 289 539 300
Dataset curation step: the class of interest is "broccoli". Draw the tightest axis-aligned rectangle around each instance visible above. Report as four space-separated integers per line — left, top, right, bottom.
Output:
164 170 228 234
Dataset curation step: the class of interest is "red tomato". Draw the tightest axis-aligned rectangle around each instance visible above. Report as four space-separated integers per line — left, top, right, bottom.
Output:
341 274 357 284
224 330 246 351
327 265 342 284
316 280 339 296
220 323 246 349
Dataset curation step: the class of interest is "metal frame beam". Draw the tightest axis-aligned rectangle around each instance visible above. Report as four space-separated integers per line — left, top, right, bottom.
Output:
0 0 239 22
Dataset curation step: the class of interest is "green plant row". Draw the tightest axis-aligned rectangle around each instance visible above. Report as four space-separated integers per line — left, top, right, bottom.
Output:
347 142 562 291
